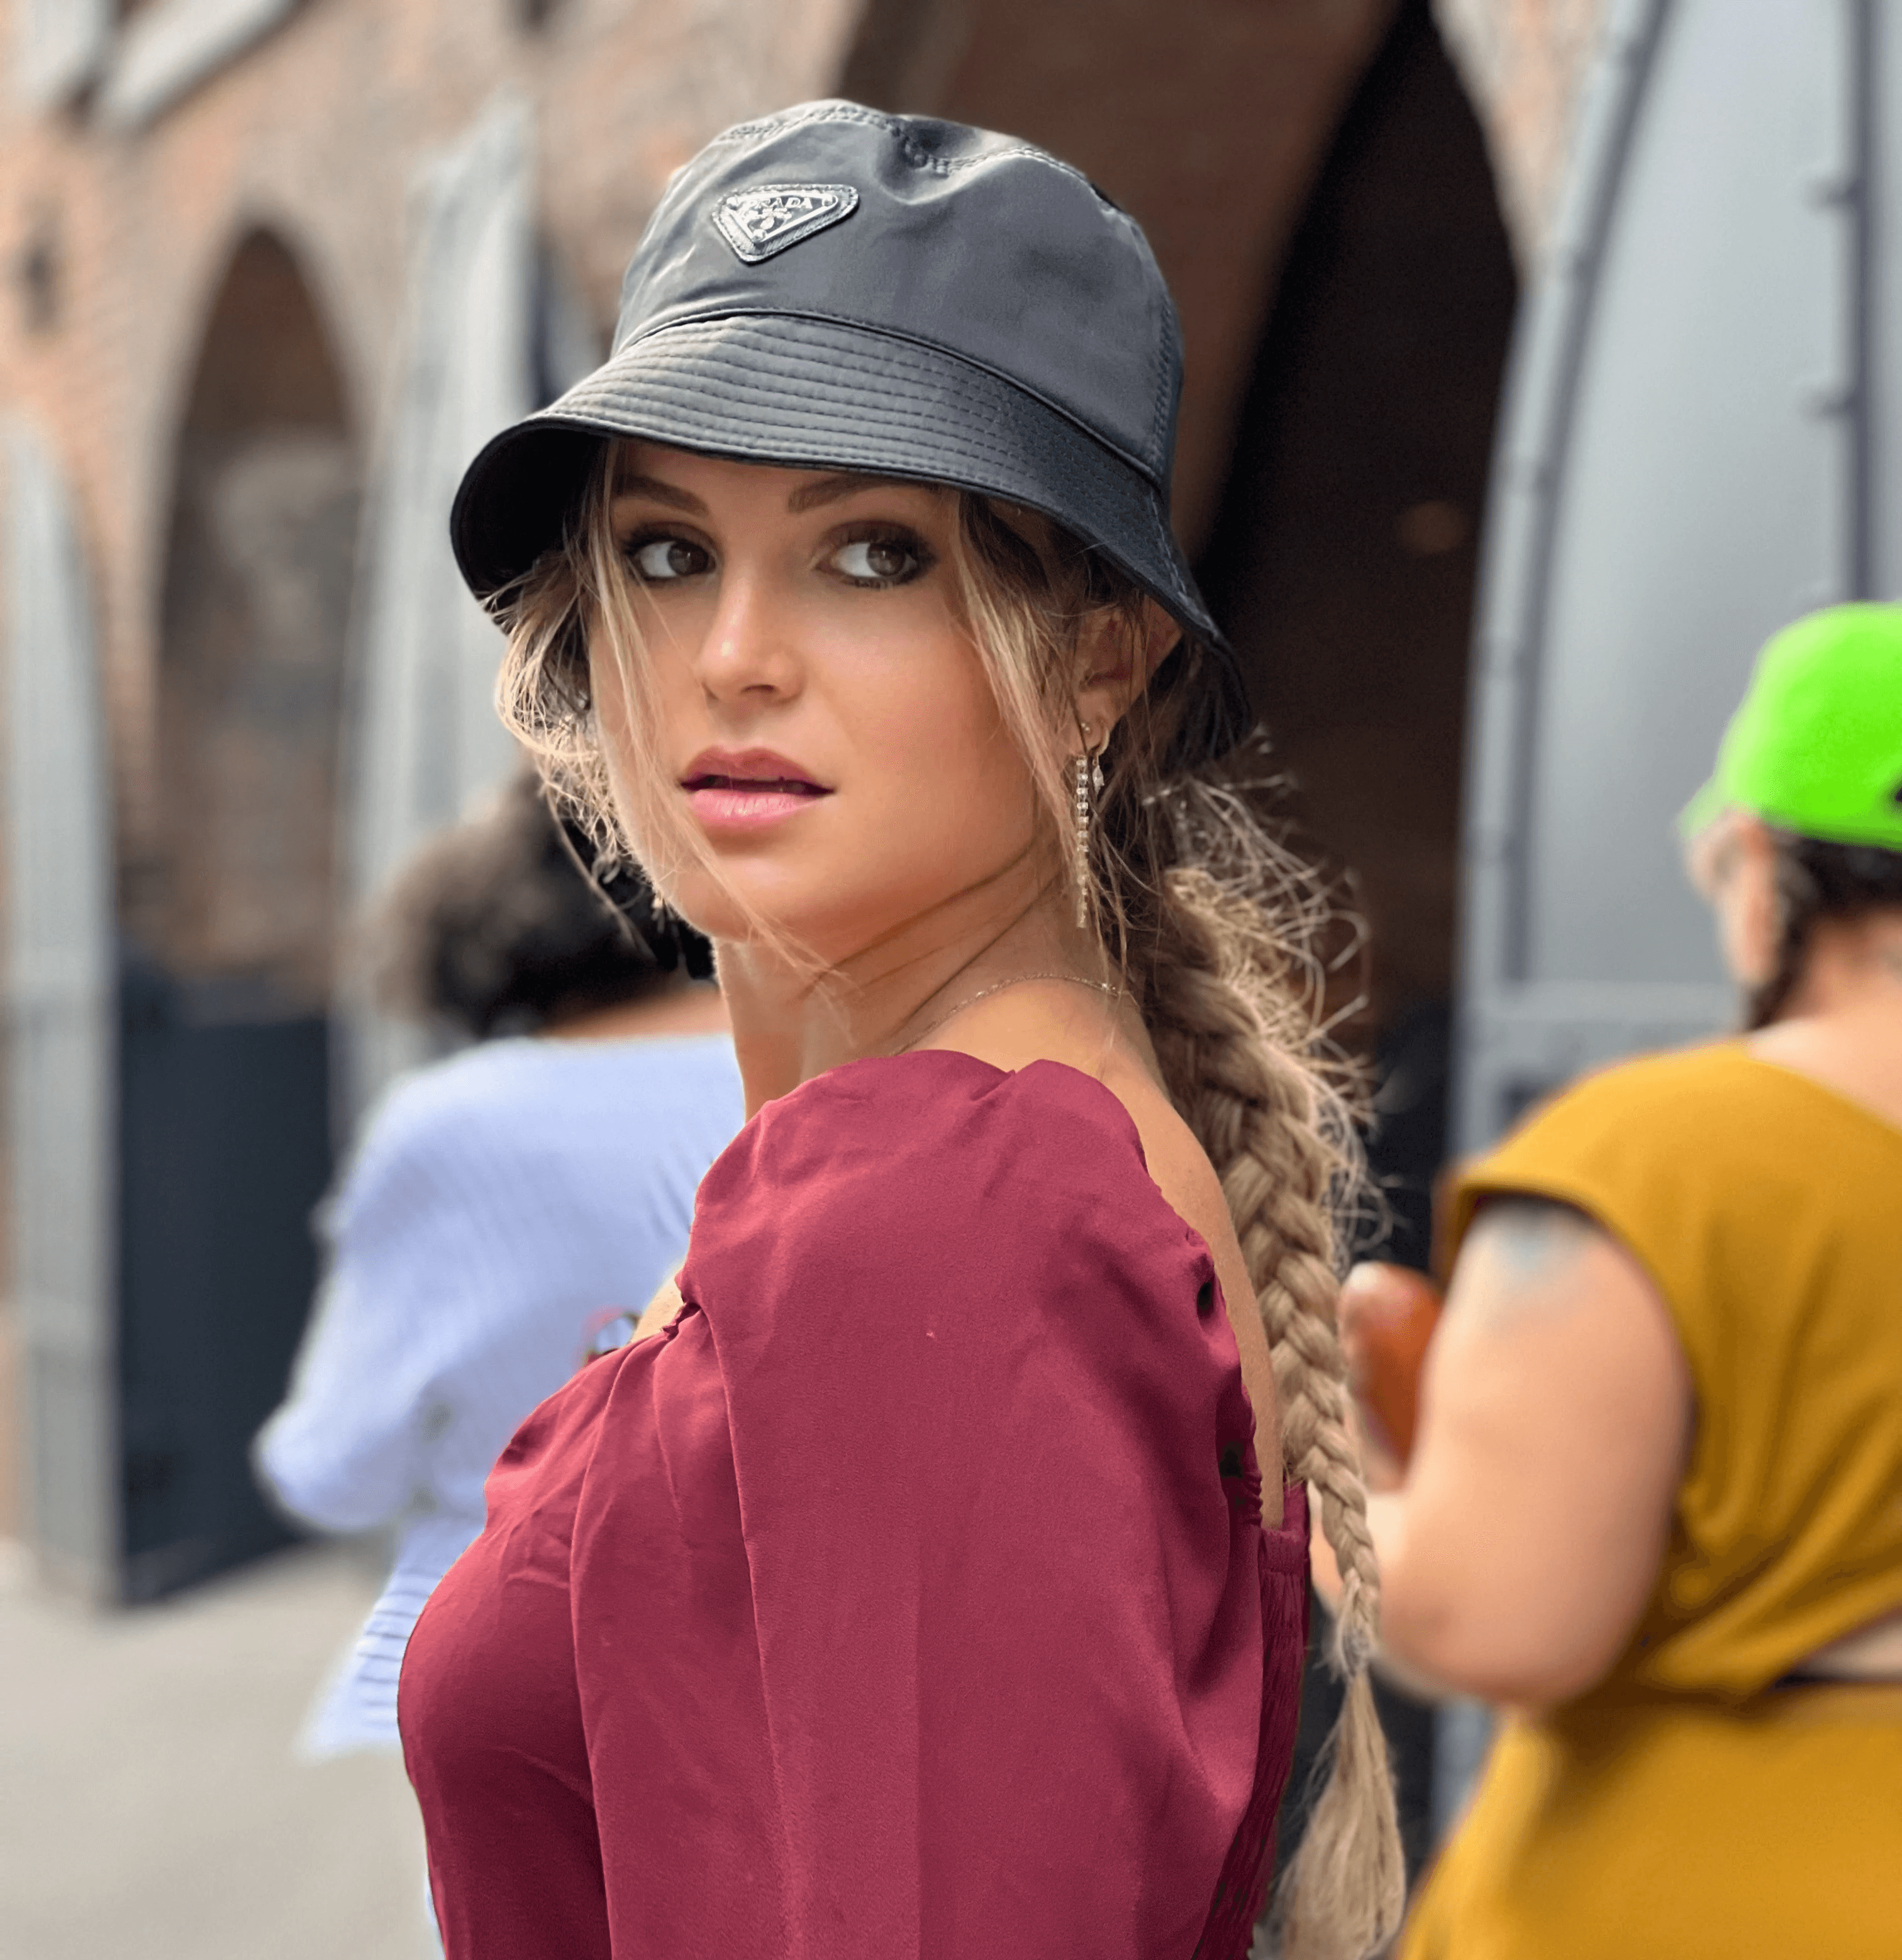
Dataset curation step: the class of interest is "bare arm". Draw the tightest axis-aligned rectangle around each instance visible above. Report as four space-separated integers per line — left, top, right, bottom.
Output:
1356 1199 1693 1708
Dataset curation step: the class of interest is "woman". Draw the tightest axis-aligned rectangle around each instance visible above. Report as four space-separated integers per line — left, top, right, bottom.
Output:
400 103 1402 1960
1335 604 1902 1957
256 769 740 1756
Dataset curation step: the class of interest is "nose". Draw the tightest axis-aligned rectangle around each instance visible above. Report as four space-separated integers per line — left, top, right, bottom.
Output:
691 558 801 709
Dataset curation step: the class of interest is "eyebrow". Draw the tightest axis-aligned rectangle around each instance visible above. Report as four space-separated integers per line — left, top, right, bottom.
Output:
609 470 707 514
786 470 940 513
609 465 938 516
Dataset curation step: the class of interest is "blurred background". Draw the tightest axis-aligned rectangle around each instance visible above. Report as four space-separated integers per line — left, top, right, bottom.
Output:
4 0 1896 1952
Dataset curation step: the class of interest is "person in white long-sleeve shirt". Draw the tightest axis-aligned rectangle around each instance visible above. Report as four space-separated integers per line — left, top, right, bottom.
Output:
255 771 742 1754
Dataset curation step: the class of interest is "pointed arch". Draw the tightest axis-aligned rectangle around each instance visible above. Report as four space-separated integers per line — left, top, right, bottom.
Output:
121 224 356 1600
145 225 357 1009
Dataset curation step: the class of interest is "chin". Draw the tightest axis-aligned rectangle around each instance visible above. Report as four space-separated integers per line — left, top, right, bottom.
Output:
664 865 834 955
662 877 762 947
673 861 932 971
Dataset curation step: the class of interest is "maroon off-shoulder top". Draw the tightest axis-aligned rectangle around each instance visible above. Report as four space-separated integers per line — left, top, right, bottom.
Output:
399 1052 1308 1959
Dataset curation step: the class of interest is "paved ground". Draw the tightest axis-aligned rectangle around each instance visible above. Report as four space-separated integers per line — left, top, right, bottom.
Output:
0 1537 437 1960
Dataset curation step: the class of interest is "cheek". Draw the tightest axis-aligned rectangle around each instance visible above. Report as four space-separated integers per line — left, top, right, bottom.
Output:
847 637 1038 860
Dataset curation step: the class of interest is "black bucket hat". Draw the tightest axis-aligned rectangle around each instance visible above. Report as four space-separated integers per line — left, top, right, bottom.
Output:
450 99 1249 762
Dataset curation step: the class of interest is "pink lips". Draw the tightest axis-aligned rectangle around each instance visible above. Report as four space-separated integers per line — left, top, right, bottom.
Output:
680 747 831 834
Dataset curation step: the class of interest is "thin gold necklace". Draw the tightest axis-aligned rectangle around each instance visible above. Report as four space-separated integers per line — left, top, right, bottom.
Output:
894 972 1122 1055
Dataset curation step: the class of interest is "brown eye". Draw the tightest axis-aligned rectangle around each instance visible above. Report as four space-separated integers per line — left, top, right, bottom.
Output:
831 537 921 584
628 536 711 581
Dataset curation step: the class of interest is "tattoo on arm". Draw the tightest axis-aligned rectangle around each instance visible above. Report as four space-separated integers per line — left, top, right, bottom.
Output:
1467 1197 1598 1282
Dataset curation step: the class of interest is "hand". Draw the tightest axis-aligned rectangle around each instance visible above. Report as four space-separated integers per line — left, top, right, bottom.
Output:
1339 1261 1443 1481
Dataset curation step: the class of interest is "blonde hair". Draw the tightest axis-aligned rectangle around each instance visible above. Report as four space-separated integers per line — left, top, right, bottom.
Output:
492 459 1404 1958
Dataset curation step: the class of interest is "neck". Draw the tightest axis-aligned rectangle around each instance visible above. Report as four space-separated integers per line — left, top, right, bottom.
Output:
1774 915 1902 1020
713 855 1106 1116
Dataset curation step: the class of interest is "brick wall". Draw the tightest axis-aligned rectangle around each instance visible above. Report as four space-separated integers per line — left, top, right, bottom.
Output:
0 0 1611 1549
1435 0 1610 264
0 0 862 1556
2 0 1610 865
1 0 861 874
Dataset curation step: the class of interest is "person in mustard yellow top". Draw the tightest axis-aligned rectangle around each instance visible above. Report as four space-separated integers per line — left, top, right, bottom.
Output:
1317 603 1902 1958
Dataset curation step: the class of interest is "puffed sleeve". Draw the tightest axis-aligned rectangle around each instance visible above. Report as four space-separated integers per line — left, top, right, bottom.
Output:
569 1054 1272 1960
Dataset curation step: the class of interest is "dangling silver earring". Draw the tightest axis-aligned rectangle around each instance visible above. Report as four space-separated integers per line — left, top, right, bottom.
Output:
1071 732 1104 929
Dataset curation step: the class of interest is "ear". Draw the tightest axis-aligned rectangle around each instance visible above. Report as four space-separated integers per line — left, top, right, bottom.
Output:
1071 598 1180 750
1731 814 1783 984
1703 811 1781 987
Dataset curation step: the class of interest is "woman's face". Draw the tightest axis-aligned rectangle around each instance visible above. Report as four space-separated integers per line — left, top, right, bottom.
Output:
589 443 1051 966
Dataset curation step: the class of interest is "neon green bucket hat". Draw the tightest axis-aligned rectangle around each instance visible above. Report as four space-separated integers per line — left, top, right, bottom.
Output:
1679 602 1902 850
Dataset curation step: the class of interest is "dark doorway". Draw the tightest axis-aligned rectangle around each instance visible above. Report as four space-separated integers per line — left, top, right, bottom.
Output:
1194 0 1518 1878
120 230 358 1601
1198 0 1516 1262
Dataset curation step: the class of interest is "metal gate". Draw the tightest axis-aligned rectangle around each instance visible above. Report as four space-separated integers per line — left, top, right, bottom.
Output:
116 961 331 1602
1457 0 1900 1148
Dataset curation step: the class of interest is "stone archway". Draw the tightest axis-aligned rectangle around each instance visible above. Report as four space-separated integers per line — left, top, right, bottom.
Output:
837 0 1520 1880
139 228 357 1004
119 226 358 1601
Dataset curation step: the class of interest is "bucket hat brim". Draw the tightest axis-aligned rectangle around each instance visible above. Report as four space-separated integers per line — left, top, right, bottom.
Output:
450 312 1251 764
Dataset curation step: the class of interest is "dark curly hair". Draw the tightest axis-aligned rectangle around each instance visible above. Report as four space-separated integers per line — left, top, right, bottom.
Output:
1749 829 1902 1027
372 768 711 1039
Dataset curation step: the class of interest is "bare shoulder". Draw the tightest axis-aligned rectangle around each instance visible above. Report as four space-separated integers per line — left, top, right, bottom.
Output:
916 985 1232 1253
1096 1055 1286 1497
1101 1060 1235 1254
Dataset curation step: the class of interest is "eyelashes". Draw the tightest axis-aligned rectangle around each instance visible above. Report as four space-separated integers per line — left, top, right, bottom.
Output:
830 533 926 585
626 536 713 582
616 522 935 590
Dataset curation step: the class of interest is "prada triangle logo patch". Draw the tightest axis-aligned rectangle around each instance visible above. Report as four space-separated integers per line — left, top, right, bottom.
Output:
713 183 859 263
